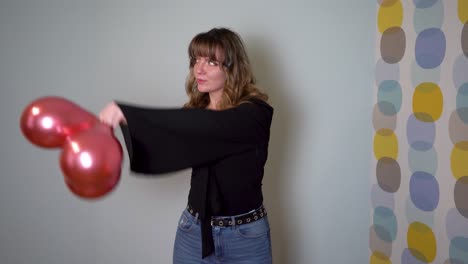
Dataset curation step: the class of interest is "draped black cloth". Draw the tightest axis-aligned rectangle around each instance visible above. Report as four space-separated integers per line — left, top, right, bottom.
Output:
116 99 273 258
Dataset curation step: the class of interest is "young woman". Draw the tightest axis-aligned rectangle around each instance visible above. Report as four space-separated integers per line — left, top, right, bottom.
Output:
99 27 273 264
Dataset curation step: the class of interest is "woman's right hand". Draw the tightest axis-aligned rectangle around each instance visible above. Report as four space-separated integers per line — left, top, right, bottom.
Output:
99 101 127 128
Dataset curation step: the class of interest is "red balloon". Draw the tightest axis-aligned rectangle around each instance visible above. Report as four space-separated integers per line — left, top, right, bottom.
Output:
64 175 119 199
60 122 123 199
20 96 123 199
20 96 97 148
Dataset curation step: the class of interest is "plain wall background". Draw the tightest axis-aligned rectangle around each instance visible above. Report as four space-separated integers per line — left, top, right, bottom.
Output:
0 1 375 263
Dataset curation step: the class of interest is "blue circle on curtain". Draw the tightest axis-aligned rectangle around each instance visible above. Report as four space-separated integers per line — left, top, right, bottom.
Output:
449 237 468 263
413 0 443 34
415 28 446 69
463 22 468 57
407 114 436 151
408 147 438 175
446 208 468 240
371 184 395 210
373 206 398 242
376 58 400 85
378 80 403 115
410 171 439 211
453 55 468 90
411 60 441 88
405 196 435 227
401 248 426 264
457 83 468 124
413 0 438 8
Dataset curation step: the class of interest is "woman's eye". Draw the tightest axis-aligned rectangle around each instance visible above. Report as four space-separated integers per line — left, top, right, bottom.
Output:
208 60 218 66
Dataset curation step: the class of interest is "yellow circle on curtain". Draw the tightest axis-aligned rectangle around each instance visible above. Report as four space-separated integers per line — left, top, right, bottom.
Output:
413 82 443 122
374 129 398 160
459 0 468 23
451 142 468 179
377 0 403 33
370 251 392 264
407 222 437 262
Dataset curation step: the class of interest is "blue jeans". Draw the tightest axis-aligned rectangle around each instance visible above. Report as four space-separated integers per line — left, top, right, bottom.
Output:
173 208 272 264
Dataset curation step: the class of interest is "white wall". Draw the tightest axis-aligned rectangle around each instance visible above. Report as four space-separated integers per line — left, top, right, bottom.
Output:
0 1 375 263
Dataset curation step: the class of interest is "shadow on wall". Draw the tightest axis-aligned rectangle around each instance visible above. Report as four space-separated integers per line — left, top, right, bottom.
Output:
247 34 298 264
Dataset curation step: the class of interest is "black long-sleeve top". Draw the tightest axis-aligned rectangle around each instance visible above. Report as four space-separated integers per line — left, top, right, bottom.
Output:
116 98 273 258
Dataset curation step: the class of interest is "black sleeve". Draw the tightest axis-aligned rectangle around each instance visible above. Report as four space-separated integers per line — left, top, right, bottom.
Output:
115 100 273 174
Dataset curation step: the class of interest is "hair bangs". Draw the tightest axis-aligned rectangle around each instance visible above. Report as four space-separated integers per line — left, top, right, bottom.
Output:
189 33 224 66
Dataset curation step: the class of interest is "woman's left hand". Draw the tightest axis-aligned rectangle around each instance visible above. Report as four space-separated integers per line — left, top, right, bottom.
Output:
98 101 127 128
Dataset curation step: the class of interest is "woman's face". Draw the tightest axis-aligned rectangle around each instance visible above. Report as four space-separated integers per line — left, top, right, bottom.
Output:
193 56 226 95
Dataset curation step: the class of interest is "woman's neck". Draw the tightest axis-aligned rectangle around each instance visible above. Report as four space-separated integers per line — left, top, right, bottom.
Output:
208 91 223 110
207 102 219 110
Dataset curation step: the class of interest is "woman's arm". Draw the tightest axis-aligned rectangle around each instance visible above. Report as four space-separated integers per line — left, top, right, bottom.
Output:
99 100 273 174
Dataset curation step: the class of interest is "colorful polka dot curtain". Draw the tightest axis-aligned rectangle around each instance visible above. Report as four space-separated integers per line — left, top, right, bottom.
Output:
371 1 468 263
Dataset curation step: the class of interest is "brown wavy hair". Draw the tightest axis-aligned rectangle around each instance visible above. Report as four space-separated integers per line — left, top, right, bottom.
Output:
184 28 268 109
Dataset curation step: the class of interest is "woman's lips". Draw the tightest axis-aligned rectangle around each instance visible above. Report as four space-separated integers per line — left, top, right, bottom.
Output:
197 79 206 84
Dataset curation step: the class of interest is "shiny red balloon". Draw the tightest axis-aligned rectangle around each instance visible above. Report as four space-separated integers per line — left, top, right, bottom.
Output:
60 123 122 198
64 179 119 199
60 122 123 199
20 96 97 148
20 96 123 199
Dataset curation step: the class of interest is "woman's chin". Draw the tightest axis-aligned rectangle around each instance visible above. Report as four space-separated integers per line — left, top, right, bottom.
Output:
197 87 209 93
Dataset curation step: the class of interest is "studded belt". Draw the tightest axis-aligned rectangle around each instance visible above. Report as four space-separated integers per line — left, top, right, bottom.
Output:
186 204 267 227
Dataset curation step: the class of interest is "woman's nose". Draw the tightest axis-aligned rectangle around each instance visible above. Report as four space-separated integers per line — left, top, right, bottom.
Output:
195 60 206 73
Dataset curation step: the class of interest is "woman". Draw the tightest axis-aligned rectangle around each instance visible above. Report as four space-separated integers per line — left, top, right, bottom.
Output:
99 27 273 263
